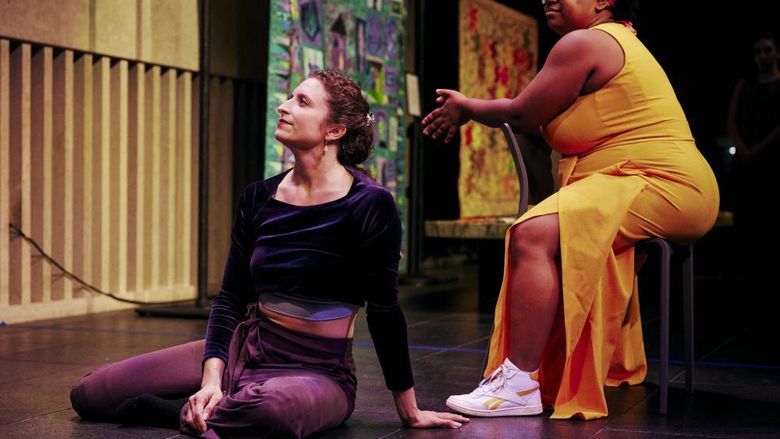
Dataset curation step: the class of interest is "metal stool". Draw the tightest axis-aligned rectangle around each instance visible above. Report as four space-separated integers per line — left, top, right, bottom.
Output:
637 238 695 414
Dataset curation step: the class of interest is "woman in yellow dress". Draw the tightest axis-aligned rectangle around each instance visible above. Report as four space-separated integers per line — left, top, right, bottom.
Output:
422 0 719 420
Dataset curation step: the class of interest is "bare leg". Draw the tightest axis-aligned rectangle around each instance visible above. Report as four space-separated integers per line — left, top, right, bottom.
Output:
507 214 561 372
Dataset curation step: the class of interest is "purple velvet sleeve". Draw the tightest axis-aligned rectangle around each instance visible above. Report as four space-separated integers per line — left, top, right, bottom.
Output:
202 187 257 365
362 190 414 391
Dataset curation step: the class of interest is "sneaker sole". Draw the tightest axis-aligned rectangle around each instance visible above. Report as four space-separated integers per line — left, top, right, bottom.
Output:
446 399 543 417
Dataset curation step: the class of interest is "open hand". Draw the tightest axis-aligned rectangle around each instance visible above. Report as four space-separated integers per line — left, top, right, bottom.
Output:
404 409 470 429
422 89 468 143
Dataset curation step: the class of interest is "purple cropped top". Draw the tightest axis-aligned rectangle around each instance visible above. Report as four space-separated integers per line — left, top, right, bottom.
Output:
203 168 413 390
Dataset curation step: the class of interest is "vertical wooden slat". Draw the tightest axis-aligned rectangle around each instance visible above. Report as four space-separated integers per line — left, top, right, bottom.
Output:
207 78 234 293
63 50 74 300
111 60 129 295
9 43 32 305
72 53 93 299
177 71 192 289
148 65 161 293
164 69 177 291
128 62 144 295
96 57 111 292
30 46 53 304
158 68 170 290
206 77 220 293
0 39 9 308
142 65 155 296
29 47 41 303
42 47 53 303
190 75 200 293
52 49 74 301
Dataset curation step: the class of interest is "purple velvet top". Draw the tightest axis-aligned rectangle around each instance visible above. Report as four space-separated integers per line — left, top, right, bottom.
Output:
203 168 414 390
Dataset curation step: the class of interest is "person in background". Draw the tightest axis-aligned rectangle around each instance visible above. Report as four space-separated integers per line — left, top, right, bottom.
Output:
727 31 780 287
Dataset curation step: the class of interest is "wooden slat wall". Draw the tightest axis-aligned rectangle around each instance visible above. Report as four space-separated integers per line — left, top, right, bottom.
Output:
177 72 193 292
0 38 241 323
206 77 234 294
0 40 9 309
148 65 161 295
52 49 74 302
10 42 32 307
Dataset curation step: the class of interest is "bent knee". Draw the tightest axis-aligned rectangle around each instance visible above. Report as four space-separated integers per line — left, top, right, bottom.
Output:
257 406 303 437
70 370 117 420
211 403 304 439
510 215 560 258
71 380 101 420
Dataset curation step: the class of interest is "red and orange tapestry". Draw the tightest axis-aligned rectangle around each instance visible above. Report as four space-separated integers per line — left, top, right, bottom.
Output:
458 0 538 217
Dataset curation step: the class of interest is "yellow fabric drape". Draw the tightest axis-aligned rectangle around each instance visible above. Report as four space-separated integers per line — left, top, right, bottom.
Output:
485 156 649 420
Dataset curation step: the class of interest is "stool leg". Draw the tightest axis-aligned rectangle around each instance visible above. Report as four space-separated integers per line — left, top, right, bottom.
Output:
683 245 695 394
659 241 671 415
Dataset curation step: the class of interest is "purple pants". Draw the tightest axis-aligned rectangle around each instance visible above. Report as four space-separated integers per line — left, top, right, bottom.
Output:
71 315 356 438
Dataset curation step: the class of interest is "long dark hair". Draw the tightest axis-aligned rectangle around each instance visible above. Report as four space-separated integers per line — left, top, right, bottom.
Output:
308 69 374 167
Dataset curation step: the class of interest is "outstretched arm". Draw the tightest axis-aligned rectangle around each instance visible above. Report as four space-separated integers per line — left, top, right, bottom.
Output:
422 29 608 143
360 189 468 428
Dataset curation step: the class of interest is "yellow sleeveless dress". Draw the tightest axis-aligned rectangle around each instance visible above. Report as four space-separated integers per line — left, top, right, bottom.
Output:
483 23 720 420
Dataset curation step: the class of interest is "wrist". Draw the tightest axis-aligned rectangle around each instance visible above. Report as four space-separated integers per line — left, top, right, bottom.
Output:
201 376 221 388
400 408 421 425
201 358 225 387
392 387 419 423
461 98 475 121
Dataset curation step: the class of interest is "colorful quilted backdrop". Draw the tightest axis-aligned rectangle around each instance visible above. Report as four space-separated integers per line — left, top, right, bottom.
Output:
458 0 538 217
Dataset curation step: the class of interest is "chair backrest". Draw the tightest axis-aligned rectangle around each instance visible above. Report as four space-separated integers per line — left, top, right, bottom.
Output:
501 123 530 216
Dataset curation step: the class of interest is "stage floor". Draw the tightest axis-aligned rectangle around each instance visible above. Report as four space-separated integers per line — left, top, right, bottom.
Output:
2 263 778 438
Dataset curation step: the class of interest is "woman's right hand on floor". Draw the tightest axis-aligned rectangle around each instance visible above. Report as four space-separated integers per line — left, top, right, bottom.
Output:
404 409 470 429
185 383 223 433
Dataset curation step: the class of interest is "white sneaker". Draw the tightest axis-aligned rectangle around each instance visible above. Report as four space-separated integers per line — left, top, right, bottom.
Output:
446 358 543 417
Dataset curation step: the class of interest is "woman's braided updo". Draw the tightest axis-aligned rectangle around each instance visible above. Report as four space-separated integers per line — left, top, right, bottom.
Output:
309 69 375 167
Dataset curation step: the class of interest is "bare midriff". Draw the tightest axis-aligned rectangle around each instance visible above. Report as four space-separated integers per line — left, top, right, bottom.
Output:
258 302 357 339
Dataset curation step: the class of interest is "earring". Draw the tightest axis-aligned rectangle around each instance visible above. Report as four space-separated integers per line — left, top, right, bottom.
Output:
324 140 329 153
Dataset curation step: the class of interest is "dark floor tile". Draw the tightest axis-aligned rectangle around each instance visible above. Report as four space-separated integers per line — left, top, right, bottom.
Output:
4 334 197 365
589 429 718 438
690 383 780 405
0 359 85 385
606 387 780 438
677 365 780 394
0 365 93 424
315 411 401 439
643 362 686 386
374 415 605 439
603 383 657 418
2 409 181 439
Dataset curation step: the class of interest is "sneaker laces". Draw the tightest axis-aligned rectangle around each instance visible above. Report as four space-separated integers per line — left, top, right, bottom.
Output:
470 364 516 396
